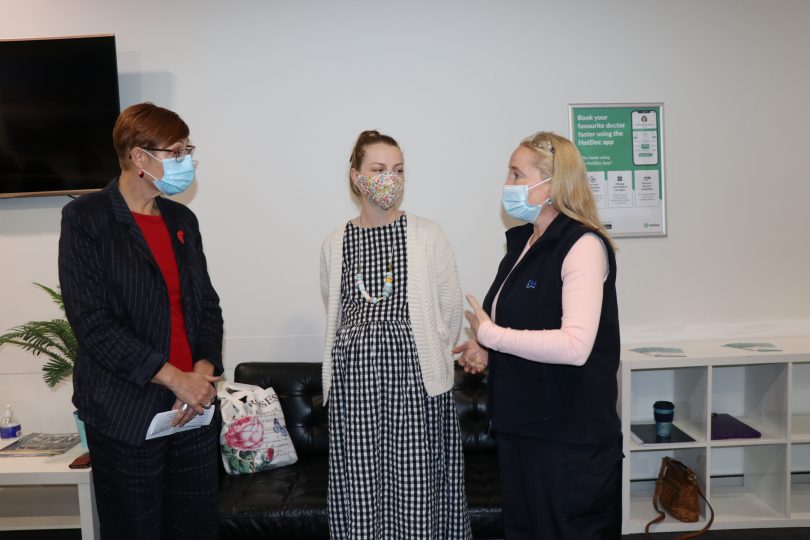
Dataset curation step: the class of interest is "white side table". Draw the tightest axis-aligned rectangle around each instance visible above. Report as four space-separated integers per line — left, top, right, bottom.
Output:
0 440 98 539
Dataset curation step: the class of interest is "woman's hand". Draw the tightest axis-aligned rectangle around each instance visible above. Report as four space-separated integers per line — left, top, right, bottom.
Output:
154 362 220 426
170 360 219 427
170 370 219 426
171 397 197 427
452 339 489 374
463 294 491 340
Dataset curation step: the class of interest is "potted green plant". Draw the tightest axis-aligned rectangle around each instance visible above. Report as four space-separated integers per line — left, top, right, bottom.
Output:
0 283 86 447
0 283 75 387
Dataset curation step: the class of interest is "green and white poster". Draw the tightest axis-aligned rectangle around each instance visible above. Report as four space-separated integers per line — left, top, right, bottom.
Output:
569 103 665 237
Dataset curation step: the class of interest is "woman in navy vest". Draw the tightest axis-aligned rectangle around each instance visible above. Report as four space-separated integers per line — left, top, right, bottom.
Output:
454 131 622 539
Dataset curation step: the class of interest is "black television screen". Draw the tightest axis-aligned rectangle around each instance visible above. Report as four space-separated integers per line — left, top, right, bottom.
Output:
0 35 120 198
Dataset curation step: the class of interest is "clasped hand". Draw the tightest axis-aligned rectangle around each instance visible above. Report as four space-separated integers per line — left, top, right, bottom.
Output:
452 294 491 374
171 360 220 427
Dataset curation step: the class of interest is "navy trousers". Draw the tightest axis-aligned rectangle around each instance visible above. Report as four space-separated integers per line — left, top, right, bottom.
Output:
86 420 219 540
497 432 622 540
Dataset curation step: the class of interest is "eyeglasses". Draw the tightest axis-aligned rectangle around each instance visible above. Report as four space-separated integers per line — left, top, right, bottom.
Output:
141 145 196 162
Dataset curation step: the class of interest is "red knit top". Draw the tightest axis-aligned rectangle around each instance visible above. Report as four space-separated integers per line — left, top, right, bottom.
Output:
132 212 193 372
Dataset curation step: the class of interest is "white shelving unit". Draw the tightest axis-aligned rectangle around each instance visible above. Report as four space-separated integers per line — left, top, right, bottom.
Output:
619 336 810 534
0 441 97 539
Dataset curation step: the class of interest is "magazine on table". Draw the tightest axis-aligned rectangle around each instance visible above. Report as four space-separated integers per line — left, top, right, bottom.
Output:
629 346 687 358
723 342 782 352
0 433 80 457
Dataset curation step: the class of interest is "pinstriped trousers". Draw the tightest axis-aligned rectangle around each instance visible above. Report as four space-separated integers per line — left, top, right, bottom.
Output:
86 419 219 540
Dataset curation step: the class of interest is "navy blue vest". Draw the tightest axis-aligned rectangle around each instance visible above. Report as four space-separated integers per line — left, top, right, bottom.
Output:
482 214 620 445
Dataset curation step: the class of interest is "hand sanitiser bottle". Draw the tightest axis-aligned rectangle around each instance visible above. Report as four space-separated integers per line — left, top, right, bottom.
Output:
0 404 21 439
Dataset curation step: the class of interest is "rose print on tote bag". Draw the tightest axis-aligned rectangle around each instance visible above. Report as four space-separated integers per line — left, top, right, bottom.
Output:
218 382 298 475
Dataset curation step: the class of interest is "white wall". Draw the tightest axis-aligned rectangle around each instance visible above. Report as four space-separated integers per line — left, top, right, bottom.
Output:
1 0 809 433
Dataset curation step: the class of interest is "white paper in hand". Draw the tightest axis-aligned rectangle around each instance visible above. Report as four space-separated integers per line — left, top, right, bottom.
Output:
145 406 215 440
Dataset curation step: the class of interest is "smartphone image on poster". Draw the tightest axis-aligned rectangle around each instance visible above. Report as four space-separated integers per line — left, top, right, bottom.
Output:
631 110 658 166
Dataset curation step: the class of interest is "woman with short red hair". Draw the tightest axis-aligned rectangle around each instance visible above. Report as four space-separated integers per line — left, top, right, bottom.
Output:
59 102 223 539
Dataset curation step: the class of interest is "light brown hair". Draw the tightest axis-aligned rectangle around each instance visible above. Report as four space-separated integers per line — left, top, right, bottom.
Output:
348 130 400 196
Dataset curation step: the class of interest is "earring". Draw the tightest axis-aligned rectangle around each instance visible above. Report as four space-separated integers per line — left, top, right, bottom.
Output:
138 169 144 178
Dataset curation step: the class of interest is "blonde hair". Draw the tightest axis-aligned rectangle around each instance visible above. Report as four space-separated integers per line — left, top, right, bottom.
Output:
520 131 617 251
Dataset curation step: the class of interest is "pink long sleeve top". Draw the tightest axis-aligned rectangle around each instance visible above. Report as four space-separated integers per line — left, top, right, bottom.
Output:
479 232 608 366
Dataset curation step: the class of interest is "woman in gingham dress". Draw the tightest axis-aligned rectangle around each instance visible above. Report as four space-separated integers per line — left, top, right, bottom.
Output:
320 131 471 539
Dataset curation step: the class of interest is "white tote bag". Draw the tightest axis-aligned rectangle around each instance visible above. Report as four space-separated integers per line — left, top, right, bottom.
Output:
217 382 298 475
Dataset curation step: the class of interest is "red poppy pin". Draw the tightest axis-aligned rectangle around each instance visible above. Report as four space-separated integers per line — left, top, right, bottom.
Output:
177 230 185 244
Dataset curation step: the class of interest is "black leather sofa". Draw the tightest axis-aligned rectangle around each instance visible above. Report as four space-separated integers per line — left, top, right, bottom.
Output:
219 362 502 539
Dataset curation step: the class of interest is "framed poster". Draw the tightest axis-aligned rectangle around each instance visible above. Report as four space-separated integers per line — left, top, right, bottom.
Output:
569 103 666 237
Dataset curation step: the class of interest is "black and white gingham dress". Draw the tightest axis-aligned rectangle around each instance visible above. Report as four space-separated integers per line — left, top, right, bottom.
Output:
328 215 471 539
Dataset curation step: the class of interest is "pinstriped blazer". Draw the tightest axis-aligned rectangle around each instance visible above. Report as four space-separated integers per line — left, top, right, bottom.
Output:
58 179 224 445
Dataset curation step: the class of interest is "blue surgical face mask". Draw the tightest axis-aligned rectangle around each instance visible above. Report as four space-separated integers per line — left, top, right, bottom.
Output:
142 151 195 195
502 177 552 223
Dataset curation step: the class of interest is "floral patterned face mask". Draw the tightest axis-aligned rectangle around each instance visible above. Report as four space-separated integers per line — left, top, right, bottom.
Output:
355 171 404 210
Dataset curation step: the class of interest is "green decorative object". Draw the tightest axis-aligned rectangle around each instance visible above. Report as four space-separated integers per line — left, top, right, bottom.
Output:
0 283 76 388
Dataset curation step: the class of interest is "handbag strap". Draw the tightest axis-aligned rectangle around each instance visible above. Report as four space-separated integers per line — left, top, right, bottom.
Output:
644 460 668 539
644 458 716 540
217 382 261 420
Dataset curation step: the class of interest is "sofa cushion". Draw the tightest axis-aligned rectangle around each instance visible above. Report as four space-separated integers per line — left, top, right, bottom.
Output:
465 452 503 539
219 454 329 540
220 453 502 540
221 362 502 539
453 370 496 453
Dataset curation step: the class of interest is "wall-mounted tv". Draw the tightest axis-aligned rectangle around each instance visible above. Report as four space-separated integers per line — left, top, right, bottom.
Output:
0 35 120 199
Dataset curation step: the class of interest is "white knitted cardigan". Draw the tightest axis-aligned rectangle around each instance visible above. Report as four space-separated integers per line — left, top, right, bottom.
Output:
320 213 463 403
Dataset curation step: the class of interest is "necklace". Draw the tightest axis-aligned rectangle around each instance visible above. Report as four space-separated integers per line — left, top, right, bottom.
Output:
354 220 397 304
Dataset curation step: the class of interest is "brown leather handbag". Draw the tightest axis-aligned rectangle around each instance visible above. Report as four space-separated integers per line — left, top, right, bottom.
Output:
644 456 715 539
